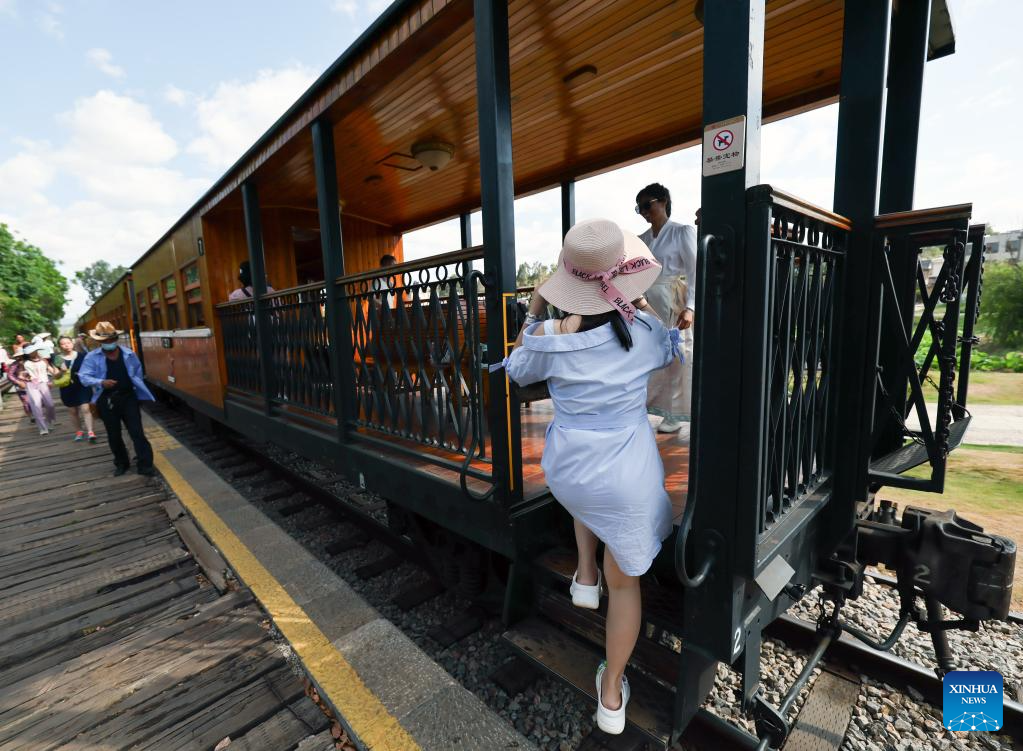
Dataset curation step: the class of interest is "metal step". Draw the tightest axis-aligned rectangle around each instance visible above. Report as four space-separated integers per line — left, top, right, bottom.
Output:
535 588 680 687
535 548 685 637
502 616 674 748
869 415 970 477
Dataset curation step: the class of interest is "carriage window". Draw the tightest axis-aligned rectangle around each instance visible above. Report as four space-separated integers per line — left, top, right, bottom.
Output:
163 275 179 329
182 262 205 327
149 284 163 330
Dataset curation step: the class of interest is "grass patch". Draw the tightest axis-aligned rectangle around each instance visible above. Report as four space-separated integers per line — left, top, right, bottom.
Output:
963 443 1023 454
922 371 1023 406
957 372 1023 406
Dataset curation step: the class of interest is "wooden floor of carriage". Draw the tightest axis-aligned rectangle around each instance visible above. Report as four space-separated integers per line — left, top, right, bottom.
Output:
0 406 329 751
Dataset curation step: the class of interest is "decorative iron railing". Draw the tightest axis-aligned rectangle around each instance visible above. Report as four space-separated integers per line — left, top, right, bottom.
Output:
216 298 261 395
868 205 976 492
753 189 848 536
339 247 488 466
264 283 335 417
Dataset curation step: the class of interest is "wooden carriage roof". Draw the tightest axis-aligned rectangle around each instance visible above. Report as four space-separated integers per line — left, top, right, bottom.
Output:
148 0 956 254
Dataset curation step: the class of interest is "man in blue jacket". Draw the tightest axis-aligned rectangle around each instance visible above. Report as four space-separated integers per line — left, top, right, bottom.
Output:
78 321 156 476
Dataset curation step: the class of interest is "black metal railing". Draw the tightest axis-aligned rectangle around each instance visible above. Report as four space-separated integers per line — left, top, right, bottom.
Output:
754 189 849 536
339 247 488 466
216 298 261 395
264 283 335 416
868 205 976 492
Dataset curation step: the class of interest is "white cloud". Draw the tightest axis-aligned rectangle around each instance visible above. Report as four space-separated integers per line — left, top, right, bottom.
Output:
86 48 125 79
0 90 211 322
60 90 178 166
187 65 317 170
0 150 56 203
36 1 62 39
163 84 190 106
330 0 358 17
0 0 17 17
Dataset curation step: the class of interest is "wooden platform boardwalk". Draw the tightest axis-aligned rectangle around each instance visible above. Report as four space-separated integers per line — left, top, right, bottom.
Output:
0 403 329 751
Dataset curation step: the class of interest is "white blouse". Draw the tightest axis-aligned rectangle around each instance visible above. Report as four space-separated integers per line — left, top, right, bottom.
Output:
639 220 698 310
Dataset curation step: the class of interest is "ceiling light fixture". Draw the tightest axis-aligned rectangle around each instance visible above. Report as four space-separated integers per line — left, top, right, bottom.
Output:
410 141 454 171
563 64 597 88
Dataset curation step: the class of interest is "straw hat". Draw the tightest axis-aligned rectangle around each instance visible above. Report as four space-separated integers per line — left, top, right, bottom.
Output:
89 321 123 342
538 218 661 316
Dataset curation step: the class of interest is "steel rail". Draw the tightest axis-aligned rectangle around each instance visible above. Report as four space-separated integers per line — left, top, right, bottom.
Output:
864 569 1023 625
765 613 1023 738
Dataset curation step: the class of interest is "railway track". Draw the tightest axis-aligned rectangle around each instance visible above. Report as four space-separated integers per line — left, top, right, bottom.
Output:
145 401 1020 751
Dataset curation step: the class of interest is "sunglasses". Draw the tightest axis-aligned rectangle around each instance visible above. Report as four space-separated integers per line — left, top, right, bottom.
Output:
635 198 661 214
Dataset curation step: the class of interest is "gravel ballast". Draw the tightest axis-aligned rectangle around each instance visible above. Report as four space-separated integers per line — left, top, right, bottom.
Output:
152 412 1021 751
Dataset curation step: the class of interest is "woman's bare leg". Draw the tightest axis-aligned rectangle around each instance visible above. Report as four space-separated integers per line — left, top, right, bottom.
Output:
68 405 81 433
80 404 94 434
601 548 641 710
574 519 599 586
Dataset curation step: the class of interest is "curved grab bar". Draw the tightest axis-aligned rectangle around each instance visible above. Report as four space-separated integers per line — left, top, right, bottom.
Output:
459 269 498 502
673 232 718 588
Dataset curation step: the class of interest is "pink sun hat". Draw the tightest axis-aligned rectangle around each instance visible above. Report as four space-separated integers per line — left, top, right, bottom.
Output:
537 218 662 322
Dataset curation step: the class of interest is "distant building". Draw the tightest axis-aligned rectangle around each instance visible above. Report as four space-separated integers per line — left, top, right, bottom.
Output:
984 230 1021 263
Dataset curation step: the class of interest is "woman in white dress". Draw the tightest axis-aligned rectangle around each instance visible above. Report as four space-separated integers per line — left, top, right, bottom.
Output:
501 219 682 734
635 183 697 434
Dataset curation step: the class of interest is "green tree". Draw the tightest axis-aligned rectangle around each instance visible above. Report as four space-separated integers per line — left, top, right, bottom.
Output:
980 263 1023 349
516 260 557 289
0 224 68 343
74 260 128 304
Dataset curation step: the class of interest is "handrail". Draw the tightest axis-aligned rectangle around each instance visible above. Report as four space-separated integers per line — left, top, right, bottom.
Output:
215 298 256 310
674 232 719 588
336 245 484 287
261 280 328 300
214 280 327 310
749 185 852 231
875 203 973 230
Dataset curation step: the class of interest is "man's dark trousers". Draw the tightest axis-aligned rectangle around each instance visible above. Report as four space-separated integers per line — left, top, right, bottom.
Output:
98 394 153 471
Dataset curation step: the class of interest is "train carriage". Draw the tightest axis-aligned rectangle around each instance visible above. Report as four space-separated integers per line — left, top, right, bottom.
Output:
79 270 137 351
76 0 1016 746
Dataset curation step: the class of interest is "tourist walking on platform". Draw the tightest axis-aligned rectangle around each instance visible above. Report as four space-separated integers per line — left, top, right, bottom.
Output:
0 342 11 412
500 219 680 735
21 344 58 435
55 335 96 442
5 350 31 416
635 183 697 436
77 322 155 476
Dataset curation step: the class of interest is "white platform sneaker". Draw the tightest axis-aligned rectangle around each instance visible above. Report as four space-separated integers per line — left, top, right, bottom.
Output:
657 417 684 433
595 661 630 735
570 570 602 609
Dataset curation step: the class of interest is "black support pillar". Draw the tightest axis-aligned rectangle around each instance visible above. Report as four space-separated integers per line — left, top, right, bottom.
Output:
474 0 522 505
676 0 765 739
829 0 892 542
459 212 473 248
241 180 274 416
875 0 932 456
560 180 575 239
312 117 354 442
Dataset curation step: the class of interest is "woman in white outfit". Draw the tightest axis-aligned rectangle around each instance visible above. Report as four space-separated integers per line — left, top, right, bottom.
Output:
501 219 683 734
635 183 697 434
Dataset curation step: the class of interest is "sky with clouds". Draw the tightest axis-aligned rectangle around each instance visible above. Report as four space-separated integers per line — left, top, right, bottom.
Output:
0 0 1018 325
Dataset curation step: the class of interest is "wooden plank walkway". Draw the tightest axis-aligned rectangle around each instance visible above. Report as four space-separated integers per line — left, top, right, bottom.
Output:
0 403 330 751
